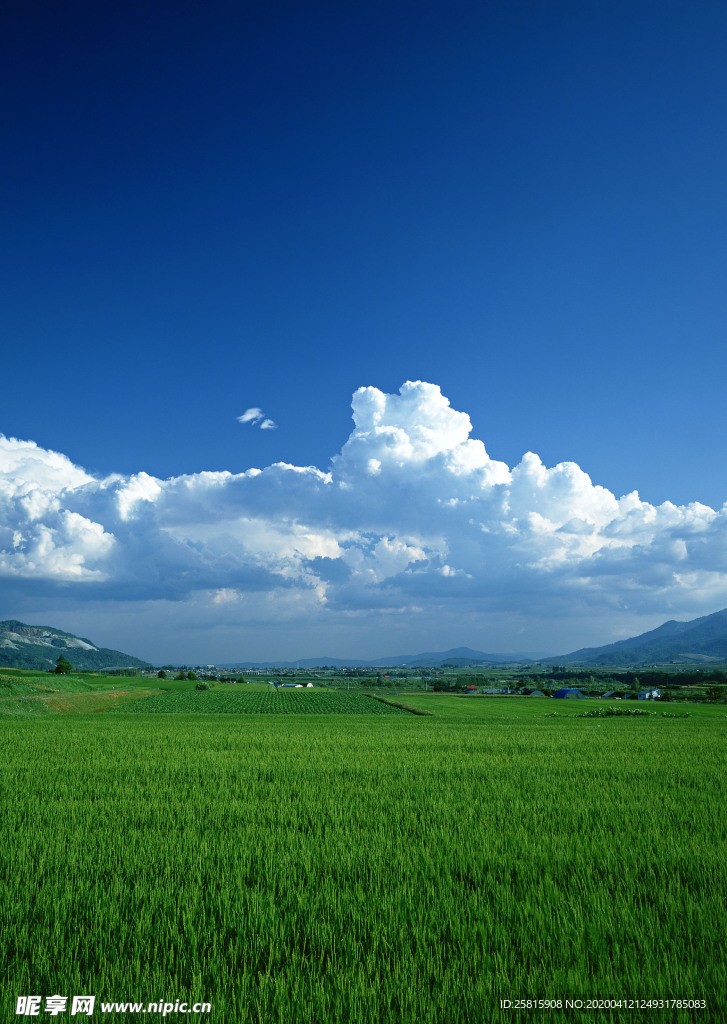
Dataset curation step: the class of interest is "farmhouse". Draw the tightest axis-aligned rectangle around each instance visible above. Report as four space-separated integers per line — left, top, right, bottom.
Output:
637 688 661 700
552 687 584 699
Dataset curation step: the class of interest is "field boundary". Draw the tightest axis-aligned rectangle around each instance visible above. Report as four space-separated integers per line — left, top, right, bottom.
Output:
370 695 435 716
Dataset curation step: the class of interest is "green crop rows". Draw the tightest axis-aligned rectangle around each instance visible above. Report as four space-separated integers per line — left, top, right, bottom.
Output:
111 688 408 714
1 697 725 1023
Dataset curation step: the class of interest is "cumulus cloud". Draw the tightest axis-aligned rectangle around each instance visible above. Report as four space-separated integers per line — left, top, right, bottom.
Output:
3 382 727 657
237 408 277 430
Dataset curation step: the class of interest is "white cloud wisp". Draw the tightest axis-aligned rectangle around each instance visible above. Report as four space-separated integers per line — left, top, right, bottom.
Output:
237 408 277 430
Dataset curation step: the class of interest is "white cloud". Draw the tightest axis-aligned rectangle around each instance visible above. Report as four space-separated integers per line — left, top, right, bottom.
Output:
237 408 277 430
237 408 263 424
3 381 727 658
0 435 93 497
117 472 163 521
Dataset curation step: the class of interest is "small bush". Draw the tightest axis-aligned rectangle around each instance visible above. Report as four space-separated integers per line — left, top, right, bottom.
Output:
578 706 653 718
195 681 211 691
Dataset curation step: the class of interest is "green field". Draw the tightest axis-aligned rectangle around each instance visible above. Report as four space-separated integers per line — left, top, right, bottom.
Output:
0 692 724 1023
0 669 159 715
110 688 409 714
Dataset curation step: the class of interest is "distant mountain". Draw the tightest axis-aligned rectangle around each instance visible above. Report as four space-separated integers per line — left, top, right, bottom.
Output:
370 646 546 667
0 620 152 672
220 646 548 669
217 657 371 670
555 608 727 666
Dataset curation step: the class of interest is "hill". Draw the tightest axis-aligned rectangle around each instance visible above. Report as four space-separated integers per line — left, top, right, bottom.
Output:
369 646 546 667
220 646 548 669
556 608 727 666
0 620 151 671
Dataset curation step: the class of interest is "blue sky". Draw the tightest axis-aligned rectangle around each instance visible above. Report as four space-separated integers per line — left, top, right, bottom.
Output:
2 1 727 663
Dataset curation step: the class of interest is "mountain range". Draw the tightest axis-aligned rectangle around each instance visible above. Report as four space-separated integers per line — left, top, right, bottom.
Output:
553 607 727 666
219 646 548 669
218 611 727 667
4 608 727 671
0 621 152 672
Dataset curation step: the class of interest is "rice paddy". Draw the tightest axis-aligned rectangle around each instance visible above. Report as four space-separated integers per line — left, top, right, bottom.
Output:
110 687 409 714
0 695 724 1023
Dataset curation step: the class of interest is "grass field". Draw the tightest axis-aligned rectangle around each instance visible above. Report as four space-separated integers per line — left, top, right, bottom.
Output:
0 692 724 1023
0 669 158 716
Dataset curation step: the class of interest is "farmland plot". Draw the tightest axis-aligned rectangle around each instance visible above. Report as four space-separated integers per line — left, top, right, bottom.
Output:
111 688 408 714
0 701 724 1023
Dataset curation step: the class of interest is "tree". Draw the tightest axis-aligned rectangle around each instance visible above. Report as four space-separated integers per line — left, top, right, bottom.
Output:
54 656 72 675
157 670 167 679
187 670 197 680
